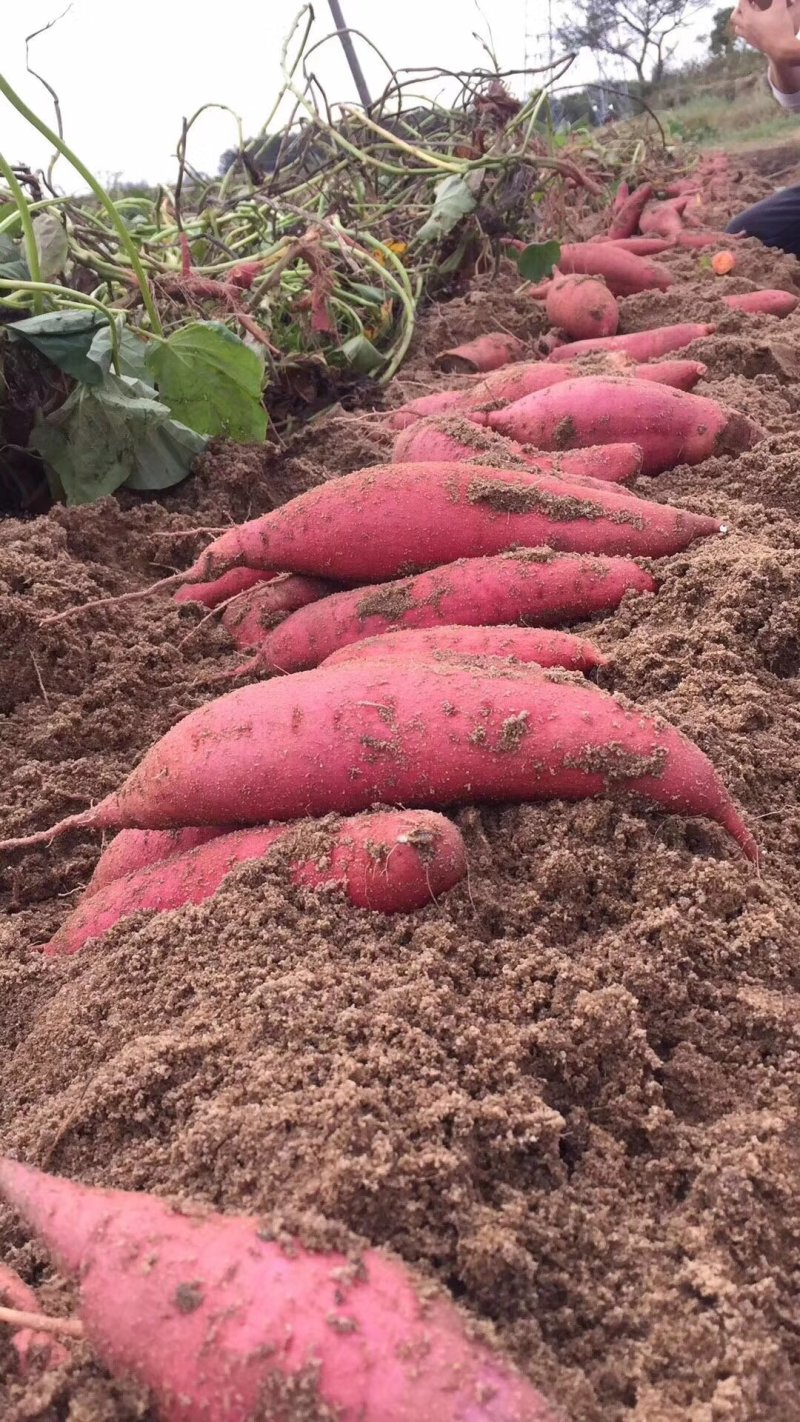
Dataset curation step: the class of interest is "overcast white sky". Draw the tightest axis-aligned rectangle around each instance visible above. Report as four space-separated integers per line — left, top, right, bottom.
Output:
1 1 711 186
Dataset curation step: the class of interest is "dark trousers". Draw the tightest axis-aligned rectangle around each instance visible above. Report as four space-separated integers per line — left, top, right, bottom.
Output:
727 184 800 257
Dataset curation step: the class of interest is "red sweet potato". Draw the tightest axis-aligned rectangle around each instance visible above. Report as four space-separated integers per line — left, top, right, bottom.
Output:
392 416 643 483
546 273 619 340
486 377 762 475
662 179 702 197
548 322 716 364
676 231 734 249
46 810 468 954
611 179 630 214
0 1159 556 1422
434 331 525 373
390 349 711 434
724 289 799 317
556 242 673 295
174 567 275 609
607 180 653 239
227 550 657 674
322 623 607 672
86 826 229 898
0 658 756 859
605 237 675 255
385 389 466 431
221 574 335 649
628 359 707 391
170 461 702 590
639 200 684 237
0 1261 70 1375
386 363 570 429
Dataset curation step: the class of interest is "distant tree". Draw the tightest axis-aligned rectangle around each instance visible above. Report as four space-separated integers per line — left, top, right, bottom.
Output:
708 6 736 57
557 0 705 88
553 89 596 127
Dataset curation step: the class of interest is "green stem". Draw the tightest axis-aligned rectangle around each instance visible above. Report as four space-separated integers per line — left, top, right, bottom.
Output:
340 107 462 173
331 230 416 382
0 72 162 335
0 192 72 235
0 152 43 311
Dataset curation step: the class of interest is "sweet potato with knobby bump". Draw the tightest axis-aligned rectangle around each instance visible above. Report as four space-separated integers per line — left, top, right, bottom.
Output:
46 810 468 954
0 657 757 859
486 377 763 475
227 551 656 674
548 322 716 364
322 623 607 672
0 1159 556 1422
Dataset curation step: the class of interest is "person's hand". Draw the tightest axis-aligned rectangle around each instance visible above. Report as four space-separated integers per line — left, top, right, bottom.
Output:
731 0 800 61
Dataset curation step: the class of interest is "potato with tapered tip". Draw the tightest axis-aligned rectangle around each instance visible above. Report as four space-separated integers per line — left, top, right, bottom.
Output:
0 1159 560 1422
0 658 757 862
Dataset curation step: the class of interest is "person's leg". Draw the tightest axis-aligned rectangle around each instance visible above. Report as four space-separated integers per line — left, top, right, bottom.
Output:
727 183 800 257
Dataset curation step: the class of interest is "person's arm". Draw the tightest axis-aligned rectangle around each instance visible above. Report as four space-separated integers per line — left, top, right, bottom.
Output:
732 0 800 105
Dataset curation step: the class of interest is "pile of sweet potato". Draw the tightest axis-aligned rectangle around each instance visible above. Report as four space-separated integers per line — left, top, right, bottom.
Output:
4 360 765 947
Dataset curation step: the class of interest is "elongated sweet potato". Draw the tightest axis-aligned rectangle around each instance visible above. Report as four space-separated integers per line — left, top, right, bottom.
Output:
322 623 607 672
392 416 643 483
174 567 275 609
548 322 716 364
164 461 708 591
663 179 702 197
0 1160 556 1422
630 359 707 391
546 274 619 340
0 658 756 859
605 237 675 255
221 574 335 649
556 242 673 295
86 826 229 898
607 180 653 239
46 810 468 954
676 231 735 249
434 332 525 373
386 363 569 429
390 348 712 432
487 376 762 475
724 289 799 317
385 389 466 431
611 179 630 214
228 550 657 674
